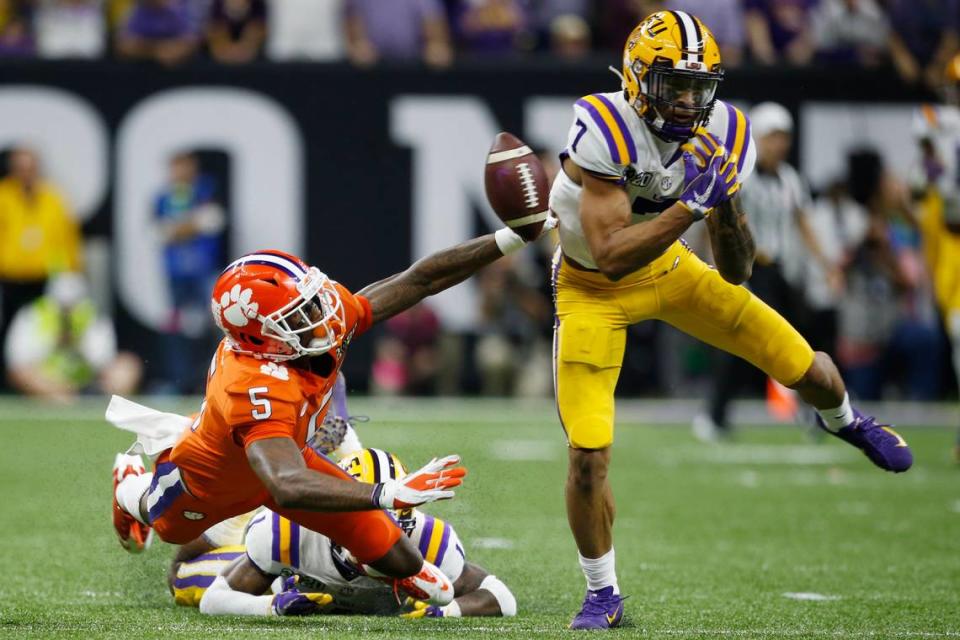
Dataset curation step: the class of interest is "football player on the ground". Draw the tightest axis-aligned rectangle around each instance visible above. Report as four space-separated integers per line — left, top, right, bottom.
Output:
549 10 913 629
110 216 547 604
194 449 516 618
909 54 960 461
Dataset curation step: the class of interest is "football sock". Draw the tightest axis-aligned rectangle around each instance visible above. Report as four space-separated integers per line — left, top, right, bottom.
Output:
116 472 153 525
578 548 619 594
817 393 854 431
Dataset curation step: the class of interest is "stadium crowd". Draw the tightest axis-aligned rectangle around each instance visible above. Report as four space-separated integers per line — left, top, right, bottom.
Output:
0 1 956 407
0 1 953 85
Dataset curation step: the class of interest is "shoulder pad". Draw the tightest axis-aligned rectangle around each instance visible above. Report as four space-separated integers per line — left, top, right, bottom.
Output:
574 94 639 166
708 101 756 181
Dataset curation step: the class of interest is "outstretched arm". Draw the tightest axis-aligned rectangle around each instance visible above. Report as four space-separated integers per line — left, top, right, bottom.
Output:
247 437 380 511
706 194 755 284
358 235 504 324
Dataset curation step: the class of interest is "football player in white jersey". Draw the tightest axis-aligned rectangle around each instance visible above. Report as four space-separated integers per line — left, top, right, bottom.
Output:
550 10 913 629
195 448 516 618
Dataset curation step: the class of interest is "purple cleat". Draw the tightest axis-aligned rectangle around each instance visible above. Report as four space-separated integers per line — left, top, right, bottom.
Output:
817 409 913 473
569 587 625 630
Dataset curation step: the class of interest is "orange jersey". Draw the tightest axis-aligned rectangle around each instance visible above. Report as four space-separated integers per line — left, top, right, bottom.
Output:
170 284 373 505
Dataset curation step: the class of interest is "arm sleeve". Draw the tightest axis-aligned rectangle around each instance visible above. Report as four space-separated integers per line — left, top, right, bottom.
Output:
243 510 288 577
435 523 466 584
199 576 274 616
353 293 374 336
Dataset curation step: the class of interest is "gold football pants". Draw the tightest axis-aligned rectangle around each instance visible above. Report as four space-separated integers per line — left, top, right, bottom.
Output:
552 241 815 449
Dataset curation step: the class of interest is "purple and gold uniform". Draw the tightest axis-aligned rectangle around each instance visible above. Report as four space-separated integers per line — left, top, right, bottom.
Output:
550 90 815 449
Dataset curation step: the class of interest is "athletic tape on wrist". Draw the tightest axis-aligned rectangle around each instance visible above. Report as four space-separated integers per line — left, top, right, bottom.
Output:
494 227 526 255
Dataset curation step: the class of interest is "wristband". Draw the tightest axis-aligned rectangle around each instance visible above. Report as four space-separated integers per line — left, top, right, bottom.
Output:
440 600 461 617
494 227 526 256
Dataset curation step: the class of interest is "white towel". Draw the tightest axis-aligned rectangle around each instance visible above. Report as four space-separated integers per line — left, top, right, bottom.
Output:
105 395 192 457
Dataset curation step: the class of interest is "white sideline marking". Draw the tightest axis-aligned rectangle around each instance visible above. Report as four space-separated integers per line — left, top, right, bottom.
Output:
782 592 841 601
472 537 515 550
490 439 559 461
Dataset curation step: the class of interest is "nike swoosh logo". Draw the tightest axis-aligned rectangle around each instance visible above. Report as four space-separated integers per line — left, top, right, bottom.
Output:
880 426 909 447
606 603 622 625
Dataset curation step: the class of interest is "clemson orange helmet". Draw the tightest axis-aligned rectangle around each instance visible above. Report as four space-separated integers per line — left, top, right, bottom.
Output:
621 10 723 142
210 250 345 361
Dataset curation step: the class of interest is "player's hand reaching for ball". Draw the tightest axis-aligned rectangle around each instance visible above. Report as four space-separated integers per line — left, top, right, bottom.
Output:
678 134 740 220
372 455 467 510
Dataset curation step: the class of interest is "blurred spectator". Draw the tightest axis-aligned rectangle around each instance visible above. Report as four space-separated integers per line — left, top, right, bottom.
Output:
744 0 815 66
597 0 664 52
116 0 198 66
474 255 551 396
532 0 589 49
549 13 590 60
454 0 528 56
344 0 452 68
0 146 82 367
4 273 142 402
0 0 34 56
667 0 745 67
887 0 959 88
370 303 441 395
837 151 939 400
810 0 889 66
799 179 869 356
154 152 225 393
206 0 265 63
35 0 105 58
267 0 343 61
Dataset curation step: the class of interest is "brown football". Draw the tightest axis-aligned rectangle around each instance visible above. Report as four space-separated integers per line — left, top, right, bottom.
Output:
484 132 550 242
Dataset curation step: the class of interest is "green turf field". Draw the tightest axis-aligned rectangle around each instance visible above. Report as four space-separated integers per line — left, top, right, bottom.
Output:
0 398 957 639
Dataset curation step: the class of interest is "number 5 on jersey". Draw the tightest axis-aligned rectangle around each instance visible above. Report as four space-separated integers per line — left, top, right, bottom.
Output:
249 387 272 420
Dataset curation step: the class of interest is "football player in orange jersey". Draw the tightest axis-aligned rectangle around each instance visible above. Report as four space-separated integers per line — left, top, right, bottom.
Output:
111 222 546 605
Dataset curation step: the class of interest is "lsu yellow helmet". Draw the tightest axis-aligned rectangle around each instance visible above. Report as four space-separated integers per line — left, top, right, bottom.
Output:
339 447 407 483
622 10 723 142
339 447 414 526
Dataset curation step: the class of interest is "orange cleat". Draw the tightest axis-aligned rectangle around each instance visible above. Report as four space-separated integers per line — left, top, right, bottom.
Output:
112 453 153 553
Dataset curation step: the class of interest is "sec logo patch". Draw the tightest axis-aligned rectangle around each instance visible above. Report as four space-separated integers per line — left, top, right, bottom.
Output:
183 511 206 521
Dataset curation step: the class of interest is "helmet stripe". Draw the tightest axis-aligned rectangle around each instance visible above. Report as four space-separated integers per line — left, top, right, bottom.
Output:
668 11 687 56
224 253 307 279
690 16 704 62
672 11 699 63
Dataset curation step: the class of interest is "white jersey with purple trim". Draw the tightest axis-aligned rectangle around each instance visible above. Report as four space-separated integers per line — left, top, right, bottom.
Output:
244 509 465 615
550 91 756 269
